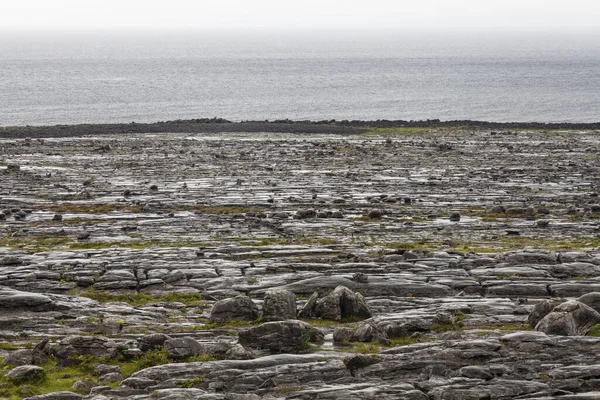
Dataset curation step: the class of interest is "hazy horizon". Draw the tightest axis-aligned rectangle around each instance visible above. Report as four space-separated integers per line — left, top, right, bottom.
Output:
2 0 600 30
2 1 599 125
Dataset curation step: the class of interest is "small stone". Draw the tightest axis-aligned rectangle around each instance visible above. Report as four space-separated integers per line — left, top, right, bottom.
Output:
95 364 120 376
97 372 123 383
449 212 461 221
367 209 383 219
331 210 344 218
333 327 355 343
77 231 90 240
72 379 96 393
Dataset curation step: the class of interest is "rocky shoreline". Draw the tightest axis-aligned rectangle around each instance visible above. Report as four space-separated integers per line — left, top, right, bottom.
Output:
1 126 600 399
2 118 600 138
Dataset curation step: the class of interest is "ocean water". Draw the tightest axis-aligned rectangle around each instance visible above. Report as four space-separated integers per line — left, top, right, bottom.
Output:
1 29 599 126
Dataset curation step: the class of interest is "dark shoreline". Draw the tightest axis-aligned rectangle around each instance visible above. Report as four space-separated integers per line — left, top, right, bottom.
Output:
1 118 599 138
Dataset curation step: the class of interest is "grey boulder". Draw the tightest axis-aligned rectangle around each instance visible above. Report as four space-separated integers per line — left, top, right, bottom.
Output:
53 336 119 359
6 365 45 383
0 286 54 311
238 320 311 352
1 349 49 366
528 298 567 327
209 295 259 322
578 292 600 314
164 337 231 359
310 286 372 321
138 333 171 351
535 300 600 336
262 289 297 321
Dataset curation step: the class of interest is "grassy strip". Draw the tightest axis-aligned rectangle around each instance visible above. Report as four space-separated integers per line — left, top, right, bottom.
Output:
79 288 205 308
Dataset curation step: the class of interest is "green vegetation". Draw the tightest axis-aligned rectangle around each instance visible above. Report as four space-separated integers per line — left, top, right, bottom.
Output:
302 316 366 328
0 235 73 251
338 336 426 354
80 288 205 308
179 377 206 388
275 384 306 394
0 346 224 399
470 323 533 332
587 324 600 337
197 318 263 330
241 236 339 247
0 342 19 351
186 354 219 362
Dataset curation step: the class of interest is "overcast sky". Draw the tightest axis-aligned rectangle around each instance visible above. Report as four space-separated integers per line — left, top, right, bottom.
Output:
2 0 599 30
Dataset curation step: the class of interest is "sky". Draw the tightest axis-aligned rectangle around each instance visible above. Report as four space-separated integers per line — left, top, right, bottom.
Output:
2 0 600 31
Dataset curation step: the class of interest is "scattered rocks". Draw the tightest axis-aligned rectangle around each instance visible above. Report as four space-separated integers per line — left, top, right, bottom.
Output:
2 130 600 399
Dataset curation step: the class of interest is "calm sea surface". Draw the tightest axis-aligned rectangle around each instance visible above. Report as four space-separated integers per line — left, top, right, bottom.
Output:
1 30 599 126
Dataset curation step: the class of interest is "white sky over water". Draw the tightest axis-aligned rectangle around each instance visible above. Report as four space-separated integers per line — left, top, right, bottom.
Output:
2 0 600 30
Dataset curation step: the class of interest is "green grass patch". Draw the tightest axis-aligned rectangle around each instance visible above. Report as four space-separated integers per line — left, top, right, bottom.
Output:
301 316 366 328
80 288 205 308
179 377 206 388
588 324 600 337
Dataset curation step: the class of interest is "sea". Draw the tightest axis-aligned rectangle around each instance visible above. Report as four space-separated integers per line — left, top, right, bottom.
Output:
1 29 599 126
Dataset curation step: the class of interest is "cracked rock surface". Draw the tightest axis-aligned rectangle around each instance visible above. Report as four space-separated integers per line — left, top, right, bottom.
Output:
0 129 600 399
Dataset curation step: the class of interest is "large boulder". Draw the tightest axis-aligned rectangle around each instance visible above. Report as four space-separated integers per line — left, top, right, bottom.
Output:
137 333 171 352
2 349 49 366
353 323 391 345
209 295 259 323
528 298 566 327
6 365 45 383
262 289 297 321
53 336 119 359
312 286 372 321
238 320 311 352
0 286 54 311
535 300 600 336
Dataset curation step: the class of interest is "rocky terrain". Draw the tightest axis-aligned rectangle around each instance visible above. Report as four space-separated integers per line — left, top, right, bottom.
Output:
0 125 600 399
